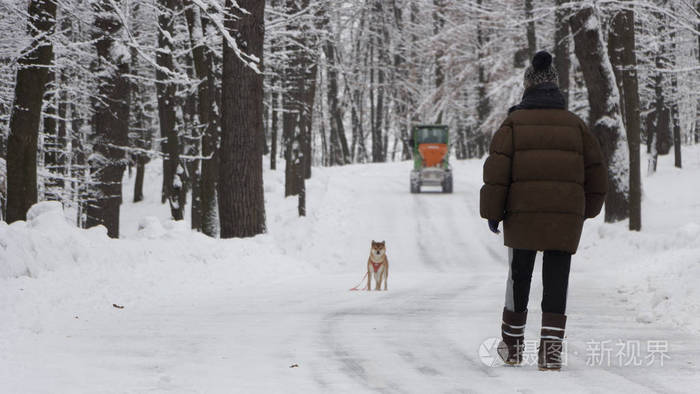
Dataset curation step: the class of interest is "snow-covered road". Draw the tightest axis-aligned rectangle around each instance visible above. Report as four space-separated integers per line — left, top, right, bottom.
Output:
3 154 700 393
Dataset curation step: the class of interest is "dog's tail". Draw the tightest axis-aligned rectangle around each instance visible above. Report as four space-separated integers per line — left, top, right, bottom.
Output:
349 271 369 291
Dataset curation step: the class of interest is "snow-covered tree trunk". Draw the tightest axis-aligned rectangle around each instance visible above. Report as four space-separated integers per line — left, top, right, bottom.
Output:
184 1 209 232
85 0 130 238
42 54 59 200
200 13 220 237
669 25 682 169
475 0 490 158
156 0 184 220
554 0 570 110
608 1 642 231
283 0 316 199
525 0 536 59
218 0 266 238
6 0 57 223
269 1 280 171
372 1 387 163
570 4 629 223
323 34 349 166
270 83 279 170
391 0 411 161
130 1 150 204
433 0 445 124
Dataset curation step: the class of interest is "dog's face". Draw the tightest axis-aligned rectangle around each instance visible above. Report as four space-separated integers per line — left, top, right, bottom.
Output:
370 241 386 258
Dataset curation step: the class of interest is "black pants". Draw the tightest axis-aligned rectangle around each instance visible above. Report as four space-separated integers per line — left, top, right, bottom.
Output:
504 249 571 314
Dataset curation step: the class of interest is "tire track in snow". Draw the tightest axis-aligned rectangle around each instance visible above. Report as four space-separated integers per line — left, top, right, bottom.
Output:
411 193 450 272
316 283 498 393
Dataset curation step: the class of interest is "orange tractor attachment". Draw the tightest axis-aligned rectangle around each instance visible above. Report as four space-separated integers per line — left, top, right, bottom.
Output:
418 143 449 167
408 125 452 193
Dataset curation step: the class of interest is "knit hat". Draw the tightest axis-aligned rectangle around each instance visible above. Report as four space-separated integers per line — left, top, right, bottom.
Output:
524 51 559 89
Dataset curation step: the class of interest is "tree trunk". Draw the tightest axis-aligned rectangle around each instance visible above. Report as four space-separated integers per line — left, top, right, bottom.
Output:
302 69 315 179
201 15 220 237
184 0 209 231
69 99 86 226
650 50 671 159
218 0 266 238
156 0 184 220
56 69 68 190
129 1 150 204
391 0 411 161
608 2 641 230
6 0 57 223
433 0 445 123
696 1 700 144
284 0 316 198
475 0 490 158
283 0 302 196
525 0 537 59
271 87 279 170
85 0 130 238
283 93 299 196
43 58 59 200
368 38 374 162
324 38 349 165
570 5 629 223
648 7 671 160
670 27 681 169
350 9 367 163
270 21 280 171
554 0 570 109
183 60 200 231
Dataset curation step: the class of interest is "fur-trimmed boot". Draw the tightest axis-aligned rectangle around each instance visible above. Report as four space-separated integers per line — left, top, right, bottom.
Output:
497 308 527 365
538 312 567 371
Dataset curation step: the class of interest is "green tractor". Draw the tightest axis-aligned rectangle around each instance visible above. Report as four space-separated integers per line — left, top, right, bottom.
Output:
408 124 453 193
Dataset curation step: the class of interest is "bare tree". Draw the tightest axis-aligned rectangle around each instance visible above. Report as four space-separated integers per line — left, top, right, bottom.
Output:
218 0 266 237
475 0 490 158
156 0 185 220
6 0 57 222
130 1 151 204
321 9 350 166
570 4 629 223
85 0 130 238
283 0 316 206
554 0 570 109
184 1 219 235
525 0 536 59
669 22 682 169
608 1 642 231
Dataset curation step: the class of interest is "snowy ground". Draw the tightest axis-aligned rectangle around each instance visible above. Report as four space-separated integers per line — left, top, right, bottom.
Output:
1 147 700 393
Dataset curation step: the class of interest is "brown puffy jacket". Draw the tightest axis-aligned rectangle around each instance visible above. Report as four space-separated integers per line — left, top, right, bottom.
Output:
480 109 607 254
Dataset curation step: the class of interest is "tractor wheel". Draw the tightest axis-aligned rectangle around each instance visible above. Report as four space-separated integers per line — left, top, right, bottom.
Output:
410 171 421 193
442 173 453 193
410 181 420 194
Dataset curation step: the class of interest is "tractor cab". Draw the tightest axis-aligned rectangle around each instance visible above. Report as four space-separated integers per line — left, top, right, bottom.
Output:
409 125 452 193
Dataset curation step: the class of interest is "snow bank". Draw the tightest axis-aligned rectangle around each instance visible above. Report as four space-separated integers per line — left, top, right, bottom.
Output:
0 201 104 279
0 199 314 316
582 220 700 333
578 145 700 334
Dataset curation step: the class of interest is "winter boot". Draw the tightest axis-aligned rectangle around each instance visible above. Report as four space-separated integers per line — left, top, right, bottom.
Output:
538 312 567 371
497 308 527 365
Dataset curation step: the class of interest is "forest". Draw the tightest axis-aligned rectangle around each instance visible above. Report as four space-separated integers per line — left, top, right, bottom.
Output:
0 0 698 238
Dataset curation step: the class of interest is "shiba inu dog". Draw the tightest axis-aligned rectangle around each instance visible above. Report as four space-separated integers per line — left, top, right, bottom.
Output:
367 240 388 291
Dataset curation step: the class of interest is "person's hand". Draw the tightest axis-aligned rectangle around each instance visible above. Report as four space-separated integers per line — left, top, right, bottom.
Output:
488 220 501 234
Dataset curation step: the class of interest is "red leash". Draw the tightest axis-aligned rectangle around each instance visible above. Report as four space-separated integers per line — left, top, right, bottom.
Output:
349 271 369 291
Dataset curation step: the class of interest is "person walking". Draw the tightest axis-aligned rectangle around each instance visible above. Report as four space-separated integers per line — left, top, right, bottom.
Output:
480 51 607 370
